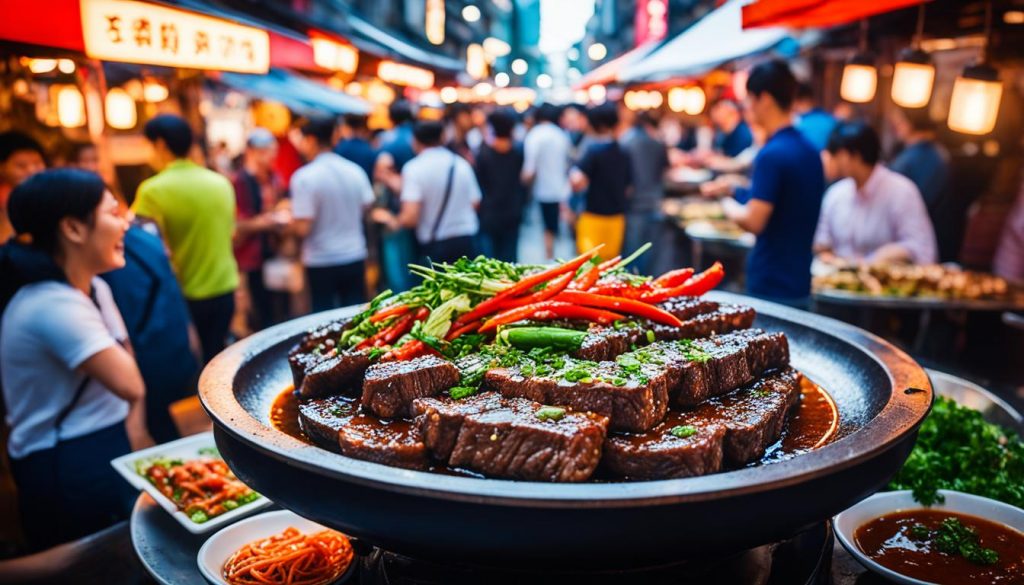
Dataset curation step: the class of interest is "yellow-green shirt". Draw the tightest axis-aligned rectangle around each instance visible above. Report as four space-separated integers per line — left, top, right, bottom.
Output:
132 159 239 300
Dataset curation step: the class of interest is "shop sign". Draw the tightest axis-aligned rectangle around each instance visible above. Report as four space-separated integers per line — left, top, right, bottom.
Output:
311 37 358 74
81 0 270 73
635 0 668 47
377 61 434 90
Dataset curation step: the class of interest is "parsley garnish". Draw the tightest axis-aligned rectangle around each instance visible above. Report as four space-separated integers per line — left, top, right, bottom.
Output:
669 425 697 439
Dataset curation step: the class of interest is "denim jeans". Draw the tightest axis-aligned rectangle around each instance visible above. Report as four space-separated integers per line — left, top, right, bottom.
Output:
380 228 416 293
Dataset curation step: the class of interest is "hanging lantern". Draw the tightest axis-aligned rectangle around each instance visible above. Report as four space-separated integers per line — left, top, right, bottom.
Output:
684 86 706 115
948 64 1002 135
668 87 686 112
840 54 877 103
425 0 445 45
891 49 934 108
105 87 137 129
143 80 170 103
57 85 86 128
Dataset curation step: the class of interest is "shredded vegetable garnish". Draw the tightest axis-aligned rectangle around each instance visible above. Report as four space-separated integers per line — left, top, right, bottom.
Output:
137 457 259 523
222 527 353 585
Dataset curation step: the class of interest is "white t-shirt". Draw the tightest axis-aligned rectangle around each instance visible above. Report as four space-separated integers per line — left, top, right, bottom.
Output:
401 147 481 244
291 152 374 267
1 279 130 459
523 122 572 203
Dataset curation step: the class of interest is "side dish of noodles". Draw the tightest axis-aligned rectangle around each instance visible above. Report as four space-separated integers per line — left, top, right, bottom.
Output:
222 526 354 585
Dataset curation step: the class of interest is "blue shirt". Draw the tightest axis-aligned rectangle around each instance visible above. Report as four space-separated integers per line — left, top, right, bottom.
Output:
378 123 416 171
714 121 754 157
735 127 824 301
334 137 377 181
888 140 950 210
794 108 837 152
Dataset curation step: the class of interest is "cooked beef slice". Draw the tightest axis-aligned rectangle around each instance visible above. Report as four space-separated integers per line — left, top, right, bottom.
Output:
650 304 756 341
573 328 635 361
656 297 720 321
361 355 460 418
601 368 801 480
602 418 726 480
296 349 372 399
483 362 669 433
688 368 801 464
297 396 358 451
337 414 429 470
288 318 353 386
413 393 609 482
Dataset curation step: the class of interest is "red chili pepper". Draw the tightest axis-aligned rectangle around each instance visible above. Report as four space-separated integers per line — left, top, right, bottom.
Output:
588 280 654 300
369 303 410 323
384 340 431 361
640 262 725 303
453 248 600 327
569 264 601 291
357 307 428 349
445 321 480 341
505 271 574 307
554 291 683 327
596 256 621 273
652 267 695 289
479 301 624 332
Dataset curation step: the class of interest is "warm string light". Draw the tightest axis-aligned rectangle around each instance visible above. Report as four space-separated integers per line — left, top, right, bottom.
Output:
947 0 1002 135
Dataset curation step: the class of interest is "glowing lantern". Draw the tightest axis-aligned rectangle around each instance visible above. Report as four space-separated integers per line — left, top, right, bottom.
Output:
426 0 445 45
440 86 458 103
57 85 86 128
947 65 1002 135
143 80 169 103
891 49 934 109
105 87 137 129
839 55 877 103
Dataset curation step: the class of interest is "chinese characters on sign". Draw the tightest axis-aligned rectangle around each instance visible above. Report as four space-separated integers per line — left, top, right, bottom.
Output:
311 37 359 75
81 0 270 73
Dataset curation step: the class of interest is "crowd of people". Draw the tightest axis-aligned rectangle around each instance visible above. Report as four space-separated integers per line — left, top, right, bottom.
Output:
1 57 1023 553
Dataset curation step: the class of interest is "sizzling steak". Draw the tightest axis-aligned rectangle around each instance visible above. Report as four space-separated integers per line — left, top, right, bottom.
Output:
413 393 609 482
297 395 358 451
337 414 430 470
361 355 460 418
296 349 372 399
288 318 352 386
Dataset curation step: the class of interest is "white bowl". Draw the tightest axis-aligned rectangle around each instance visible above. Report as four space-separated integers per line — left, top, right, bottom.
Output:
110 431 271 534
834 490 1024 585
197 509 356 584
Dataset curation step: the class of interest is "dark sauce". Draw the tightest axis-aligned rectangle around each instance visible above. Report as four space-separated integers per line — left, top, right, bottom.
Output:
855 509 1024 584
269 372 838 480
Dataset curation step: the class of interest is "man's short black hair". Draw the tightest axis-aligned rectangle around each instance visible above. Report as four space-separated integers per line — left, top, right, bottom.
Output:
488 109 517 139
446 102 473 121
586 102 619 132
826 121 881 166
535 103 563 125
634 110 659 129
796 81 815 101
143 114 193 158
389 101 414 125
413 120 444 147
0 131 45 164
301 118 336 147
343 113 369 131
746 59 798 112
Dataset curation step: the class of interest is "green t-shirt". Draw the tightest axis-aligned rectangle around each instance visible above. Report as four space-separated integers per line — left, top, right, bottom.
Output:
132 159 239 300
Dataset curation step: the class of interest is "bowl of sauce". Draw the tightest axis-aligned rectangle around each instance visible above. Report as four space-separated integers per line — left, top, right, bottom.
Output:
834 490 1024 584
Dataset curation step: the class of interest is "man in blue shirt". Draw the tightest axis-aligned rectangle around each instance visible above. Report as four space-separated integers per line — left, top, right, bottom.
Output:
710 99 754 157
373 101 417 292
334 113 377 181
793 81 837 151
705 60 825 306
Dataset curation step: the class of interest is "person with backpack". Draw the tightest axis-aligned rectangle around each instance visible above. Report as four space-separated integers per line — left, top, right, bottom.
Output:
0 169 152 550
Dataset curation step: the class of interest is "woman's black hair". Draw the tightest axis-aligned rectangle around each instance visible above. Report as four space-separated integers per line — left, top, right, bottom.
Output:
7 168 107 256
826 121 881 166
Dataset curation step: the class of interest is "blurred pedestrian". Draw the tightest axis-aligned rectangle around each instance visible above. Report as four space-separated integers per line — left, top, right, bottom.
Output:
102 219 199 444
522 103 572 260
570 103 632 258
133 114 239 364
233 128 289 330
710 99 754 157
446 102 476 165
374 101 417 292
335 113 377 181
0 131 46 243
621 111 669 272
475 109 525 262
793 82 837 152
703 60 825 307
993 182 1024 284
291 119 373 312
815 122 936 266
69 142 101 174
1 169 151 550
373 120 480 264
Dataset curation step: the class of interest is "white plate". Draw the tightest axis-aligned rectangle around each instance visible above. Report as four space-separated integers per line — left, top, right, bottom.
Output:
197 510 355 585
834 490 1024 585
110 431 271 534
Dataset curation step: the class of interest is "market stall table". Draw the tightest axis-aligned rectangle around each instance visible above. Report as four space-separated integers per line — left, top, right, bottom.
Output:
813 289 1024 354
685 219 755 273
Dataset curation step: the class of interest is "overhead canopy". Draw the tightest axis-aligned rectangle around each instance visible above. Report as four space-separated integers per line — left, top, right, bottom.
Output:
345 12 464 74
742 0 928 29
620 0 798 83
218 68 373 117
573 42 660 90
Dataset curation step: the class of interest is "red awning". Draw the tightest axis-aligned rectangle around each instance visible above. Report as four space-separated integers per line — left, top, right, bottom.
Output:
742 0 929 29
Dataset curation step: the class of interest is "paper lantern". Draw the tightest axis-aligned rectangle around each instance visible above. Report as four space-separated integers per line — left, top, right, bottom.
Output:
143 80 169 103
105 87 137 129
840 55 877 103
684 86 706 115
891 49 934 108
57 85 86 128
947 64 1002 135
